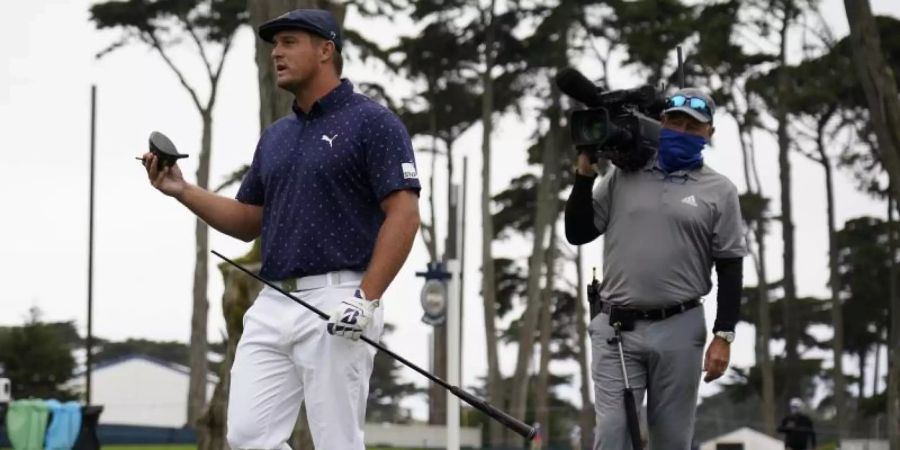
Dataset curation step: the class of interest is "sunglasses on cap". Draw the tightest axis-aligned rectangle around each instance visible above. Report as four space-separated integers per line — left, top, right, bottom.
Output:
666 95 712 116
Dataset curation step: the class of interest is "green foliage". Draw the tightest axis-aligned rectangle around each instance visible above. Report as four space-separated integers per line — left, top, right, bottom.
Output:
464 373 580 447
836 216 898 354
90 0 248 53
90 338 226 374
739 289 831 348
745 16 900 196
493 257 526 318
93 338 190 365
722 357 824 406
492 174 540 239
545 289 582 361
0 308 77 400
366 325 423 424
522 373 581 447
388 7 527 144
608 0 696 84
738 192 770 227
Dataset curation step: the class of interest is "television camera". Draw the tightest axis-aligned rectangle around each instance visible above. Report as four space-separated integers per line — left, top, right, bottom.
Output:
555 68 665 171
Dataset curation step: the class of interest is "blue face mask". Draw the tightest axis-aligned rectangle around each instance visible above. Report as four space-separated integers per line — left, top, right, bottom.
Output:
658 128 706 173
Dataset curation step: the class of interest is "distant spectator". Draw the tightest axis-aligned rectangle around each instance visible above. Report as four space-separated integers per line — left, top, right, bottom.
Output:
777 398 817 450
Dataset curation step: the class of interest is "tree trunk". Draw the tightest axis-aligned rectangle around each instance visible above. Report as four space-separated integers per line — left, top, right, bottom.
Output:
289 407 314 450
872 338 881 397
509 83 563 441
535 225 558 440
423 102 439 262
430 324 448 425
575 247 594 450
843 0 900 203
188 111 213 425
197 247 263 450
736 114 776 435
755 225 777 435
249 0 345 131
479 1 504 445
244 3 345 448
776 3 800 408
816 118 848 441
860 349 868 399
431 135 456 426
887 193 899 450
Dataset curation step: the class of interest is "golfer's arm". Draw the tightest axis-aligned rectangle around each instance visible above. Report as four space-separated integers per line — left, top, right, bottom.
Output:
359 190 420 300
177 184 263 242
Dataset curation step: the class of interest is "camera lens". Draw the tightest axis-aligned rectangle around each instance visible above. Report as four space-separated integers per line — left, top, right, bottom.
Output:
580 121 607 143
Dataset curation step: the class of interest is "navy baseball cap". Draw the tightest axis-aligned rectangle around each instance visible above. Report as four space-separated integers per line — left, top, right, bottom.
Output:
663 87 716 123
258 9 343 52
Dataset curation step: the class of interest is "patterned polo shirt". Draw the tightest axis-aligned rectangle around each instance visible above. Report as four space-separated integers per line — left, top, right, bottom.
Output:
592 159 747 307
236 79 421 280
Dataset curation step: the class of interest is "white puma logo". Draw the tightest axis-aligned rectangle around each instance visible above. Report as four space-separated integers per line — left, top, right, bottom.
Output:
321 134 338 148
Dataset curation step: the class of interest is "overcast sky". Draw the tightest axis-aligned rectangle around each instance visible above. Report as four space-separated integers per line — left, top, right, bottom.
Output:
3 0 899 421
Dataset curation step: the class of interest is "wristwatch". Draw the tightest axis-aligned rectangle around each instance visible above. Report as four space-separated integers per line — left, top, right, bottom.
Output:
714 330 735 343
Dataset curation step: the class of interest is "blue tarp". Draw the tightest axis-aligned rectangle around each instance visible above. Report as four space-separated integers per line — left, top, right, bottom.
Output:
43 401 81 450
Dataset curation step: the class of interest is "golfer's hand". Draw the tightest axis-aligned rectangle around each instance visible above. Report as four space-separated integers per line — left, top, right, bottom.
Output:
703 337 731 382
327 290 379 341
142 153 186 198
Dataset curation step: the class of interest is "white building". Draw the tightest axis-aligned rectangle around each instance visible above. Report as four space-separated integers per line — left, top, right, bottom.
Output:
840 440 889 450
364 422 481 448
66 354 217 428
699 427 783 450
65 354 482 448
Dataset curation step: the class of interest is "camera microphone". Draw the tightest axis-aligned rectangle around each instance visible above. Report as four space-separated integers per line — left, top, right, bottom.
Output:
555 68 604 107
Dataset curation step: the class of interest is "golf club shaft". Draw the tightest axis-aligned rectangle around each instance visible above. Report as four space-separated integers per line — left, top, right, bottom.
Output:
211 250 536 440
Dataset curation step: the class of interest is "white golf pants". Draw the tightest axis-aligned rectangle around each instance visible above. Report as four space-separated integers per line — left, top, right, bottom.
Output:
226 279 383 450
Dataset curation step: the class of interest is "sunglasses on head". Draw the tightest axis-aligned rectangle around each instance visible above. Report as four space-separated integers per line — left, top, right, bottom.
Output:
666 95 711 116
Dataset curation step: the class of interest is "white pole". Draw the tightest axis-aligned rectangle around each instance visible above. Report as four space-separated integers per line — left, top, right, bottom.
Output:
446 258 461 450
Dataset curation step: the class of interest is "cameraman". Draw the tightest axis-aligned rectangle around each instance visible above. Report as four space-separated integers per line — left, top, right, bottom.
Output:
565 88 746 449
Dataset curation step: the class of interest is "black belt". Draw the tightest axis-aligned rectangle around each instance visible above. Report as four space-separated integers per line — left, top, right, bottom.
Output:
598 298 701 321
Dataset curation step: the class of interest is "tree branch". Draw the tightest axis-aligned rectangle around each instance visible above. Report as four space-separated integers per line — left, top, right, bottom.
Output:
180 14 215 81
207 35 235 110
793 119 819 142
144 30 204 113
792 141 822 164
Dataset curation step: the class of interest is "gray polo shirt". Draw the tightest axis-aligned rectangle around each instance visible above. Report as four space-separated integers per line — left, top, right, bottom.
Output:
592 160 747 308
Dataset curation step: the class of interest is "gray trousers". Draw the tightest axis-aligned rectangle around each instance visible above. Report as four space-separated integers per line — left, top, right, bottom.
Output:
589 307 706 450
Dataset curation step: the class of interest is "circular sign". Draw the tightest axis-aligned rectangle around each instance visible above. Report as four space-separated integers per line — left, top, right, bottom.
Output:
420 279 447 325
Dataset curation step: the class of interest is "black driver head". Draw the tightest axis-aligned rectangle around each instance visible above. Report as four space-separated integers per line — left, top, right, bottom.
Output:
148 131 188 167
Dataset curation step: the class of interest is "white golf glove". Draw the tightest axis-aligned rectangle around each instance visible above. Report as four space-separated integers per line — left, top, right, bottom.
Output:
327 289 379 341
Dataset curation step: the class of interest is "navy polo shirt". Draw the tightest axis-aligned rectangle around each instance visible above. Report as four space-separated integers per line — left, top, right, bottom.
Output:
236 80 421 280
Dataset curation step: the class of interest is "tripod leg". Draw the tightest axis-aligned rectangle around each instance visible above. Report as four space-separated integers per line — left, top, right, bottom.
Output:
613 325 643 450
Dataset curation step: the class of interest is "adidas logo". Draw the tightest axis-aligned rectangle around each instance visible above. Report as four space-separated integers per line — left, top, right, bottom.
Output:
681 195 698 207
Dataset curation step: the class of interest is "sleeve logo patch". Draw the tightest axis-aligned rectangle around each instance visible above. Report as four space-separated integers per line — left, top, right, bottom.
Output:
402 162 418 179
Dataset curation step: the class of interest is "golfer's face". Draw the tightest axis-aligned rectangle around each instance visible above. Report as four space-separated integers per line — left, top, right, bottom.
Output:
271 30 320 90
